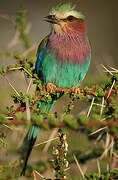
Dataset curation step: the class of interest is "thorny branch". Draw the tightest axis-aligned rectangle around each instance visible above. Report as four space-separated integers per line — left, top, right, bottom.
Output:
2 62 118 134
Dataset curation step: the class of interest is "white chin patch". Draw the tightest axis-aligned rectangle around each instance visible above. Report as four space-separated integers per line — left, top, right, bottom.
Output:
53 24 63 34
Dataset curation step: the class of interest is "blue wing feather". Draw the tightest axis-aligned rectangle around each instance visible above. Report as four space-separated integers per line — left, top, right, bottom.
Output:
36 36 49 76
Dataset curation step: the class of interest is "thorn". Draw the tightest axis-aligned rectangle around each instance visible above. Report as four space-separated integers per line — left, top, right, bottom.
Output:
25 97 30 121
3 123 13 130
109 66 118 72
100 134 114 160
107 164 109 171
101 64 113 76
6 116 13 119
112 152 118 159
33 170 46 179
73 154 85 179
95 132 104 144
87 97 95 117
97 159 101 176
26 78 32 94
2 75 20 96
89 126 107 136
103 70 118 73
23 67 33 77
100 97 105 116
34 137 58 147
64 167 70 171
43 128 58 152
93 102 105 107
107 79 115 99
105 132 110 150
101 115 112 121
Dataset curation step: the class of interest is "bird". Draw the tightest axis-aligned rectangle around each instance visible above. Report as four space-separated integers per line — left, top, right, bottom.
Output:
21 3 91 176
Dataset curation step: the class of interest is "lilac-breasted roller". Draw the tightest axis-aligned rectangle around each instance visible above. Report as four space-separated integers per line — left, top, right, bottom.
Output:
21 3 91 175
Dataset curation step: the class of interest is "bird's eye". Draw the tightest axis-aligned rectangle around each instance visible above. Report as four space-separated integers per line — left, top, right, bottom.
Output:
67 15 75 21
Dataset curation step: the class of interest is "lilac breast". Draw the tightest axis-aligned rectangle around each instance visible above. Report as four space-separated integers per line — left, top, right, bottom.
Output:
48 32 91 64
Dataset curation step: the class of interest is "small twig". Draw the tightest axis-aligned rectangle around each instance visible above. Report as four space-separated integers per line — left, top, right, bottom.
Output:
33 170 46 180
7 67 23 72
107 79 115 99
25 79 32 121
43 128 58 152
107 163 109 171
64 167 70 171
2 75 20 96
89 126 107 136
23 67 33 77
100 97 105 116
112 152 118 159
101 64 113 76
26 78 32 94
6 117 13 119
100 135 114 159
93 102 105 107
97 159 101 176
25 97 30 121
104 70 118 73
110 137 114 159
73 154 85 179
105 132 110 150
109 66 118 72
101 115 112 121
95 132 104 144
34 137 58 147
3 124 13 130
87 97 95 117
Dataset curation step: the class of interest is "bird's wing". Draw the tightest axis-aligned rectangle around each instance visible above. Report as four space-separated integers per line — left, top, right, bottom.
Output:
35 35 49 75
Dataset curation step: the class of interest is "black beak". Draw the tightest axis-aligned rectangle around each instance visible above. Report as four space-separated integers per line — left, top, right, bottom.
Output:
44 15 58 24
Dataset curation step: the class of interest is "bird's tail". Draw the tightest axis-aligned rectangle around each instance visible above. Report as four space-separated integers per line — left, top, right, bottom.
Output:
20 125 40 176
20 99 57 176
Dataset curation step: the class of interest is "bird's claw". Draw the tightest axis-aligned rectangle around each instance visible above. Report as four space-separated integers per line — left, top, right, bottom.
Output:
72 86 81 95
46 83 56 93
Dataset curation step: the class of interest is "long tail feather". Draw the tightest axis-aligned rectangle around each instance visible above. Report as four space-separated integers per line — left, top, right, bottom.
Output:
20 126 40 176
20 137 36 176
20 98 57 176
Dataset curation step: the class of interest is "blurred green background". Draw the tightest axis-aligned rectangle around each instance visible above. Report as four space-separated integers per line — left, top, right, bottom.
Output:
0 0 118 179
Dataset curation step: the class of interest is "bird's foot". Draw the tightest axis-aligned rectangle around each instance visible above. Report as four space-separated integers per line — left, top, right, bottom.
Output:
46 83 56 93
72 86 81 95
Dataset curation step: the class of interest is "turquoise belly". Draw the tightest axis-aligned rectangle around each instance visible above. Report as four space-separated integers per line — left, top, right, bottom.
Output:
39 52 90 88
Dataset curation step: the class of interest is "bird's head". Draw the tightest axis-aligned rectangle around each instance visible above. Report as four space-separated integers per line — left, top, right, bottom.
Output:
44 3 86 35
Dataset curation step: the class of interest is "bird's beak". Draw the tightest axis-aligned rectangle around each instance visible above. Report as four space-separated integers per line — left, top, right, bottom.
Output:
44 15 58 24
